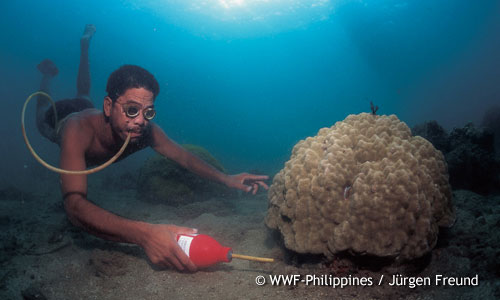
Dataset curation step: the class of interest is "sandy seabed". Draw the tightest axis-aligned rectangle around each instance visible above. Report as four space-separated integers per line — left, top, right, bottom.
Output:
0 175 499 300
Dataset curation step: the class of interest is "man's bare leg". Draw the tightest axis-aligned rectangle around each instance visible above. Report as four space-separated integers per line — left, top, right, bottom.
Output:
76 24 96 100
36 59 58 141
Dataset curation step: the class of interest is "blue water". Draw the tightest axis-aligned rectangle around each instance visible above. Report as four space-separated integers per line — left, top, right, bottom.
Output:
1 0 499 184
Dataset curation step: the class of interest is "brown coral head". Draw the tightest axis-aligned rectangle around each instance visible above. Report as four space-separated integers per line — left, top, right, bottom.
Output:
266 113 455 262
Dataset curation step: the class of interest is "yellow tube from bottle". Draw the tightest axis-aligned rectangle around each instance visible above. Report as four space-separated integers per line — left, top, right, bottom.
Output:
232 253 274 263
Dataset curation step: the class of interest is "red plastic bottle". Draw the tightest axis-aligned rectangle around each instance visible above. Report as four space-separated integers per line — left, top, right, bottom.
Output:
176 234 233 268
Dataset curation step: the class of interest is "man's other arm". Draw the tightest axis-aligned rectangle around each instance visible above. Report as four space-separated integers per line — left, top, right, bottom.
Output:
149 123 268 193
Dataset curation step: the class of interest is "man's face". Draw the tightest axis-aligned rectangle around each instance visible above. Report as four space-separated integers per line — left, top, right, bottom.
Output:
104 87 155 142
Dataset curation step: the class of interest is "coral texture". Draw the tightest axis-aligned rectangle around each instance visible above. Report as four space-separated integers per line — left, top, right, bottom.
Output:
266 113 455 261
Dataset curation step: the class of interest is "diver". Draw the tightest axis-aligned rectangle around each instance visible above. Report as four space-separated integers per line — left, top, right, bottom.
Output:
34 25 269 272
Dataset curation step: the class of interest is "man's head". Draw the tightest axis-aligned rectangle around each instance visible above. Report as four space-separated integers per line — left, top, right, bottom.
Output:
106 65 159 102
103 65 160 142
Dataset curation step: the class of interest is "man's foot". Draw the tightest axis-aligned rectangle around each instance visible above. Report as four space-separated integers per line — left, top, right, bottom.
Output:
37 59 59 77
81 24 96 48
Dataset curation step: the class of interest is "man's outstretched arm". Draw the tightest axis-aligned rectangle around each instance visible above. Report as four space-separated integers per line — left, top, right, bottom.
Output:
59 119 197 271
150 124 269 194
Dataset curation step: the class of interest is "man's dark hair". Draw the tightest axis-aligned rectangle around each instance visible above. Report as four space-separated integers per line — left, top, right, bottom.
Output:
106 65 160 102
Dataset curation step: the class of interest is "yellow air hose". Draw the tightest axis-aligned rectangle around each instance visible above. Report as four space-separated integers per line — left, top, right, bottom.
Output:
231 253 274 263
21 91 130 175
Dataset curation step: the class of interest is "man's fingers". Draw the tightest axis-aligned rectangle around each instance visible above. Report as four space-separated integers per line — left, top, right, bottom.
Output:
174 247 197 272
174 226 198 235
155 255 178 270
252 183 258 195
242 175 269 183
258 181 269 190
240 180 269 194
167 254 185 271
161 260 174 269
154 244 197 272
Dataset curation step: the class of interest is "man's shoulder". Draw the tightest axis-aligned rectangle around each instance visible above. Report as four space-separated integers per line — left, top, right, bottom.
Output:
65 108 99 126
61 109 102 139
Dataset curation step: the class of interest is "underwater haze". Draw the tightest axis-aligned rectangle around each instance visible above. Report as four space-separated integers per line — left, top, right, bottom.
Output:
1 0 499 185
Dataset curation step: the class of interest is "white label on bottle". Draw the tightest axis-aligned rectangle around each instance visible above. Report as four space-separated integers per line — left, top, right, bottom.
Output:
177 235 194 257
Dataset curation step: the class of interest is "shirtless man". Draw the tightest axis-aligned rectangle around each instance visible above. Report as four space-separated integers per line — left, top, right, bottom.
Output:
35 25 269 272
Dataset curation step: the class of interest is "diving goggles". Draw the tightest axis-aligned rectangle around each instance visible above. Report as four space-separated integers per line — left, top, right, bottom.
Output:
120 103 156 120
